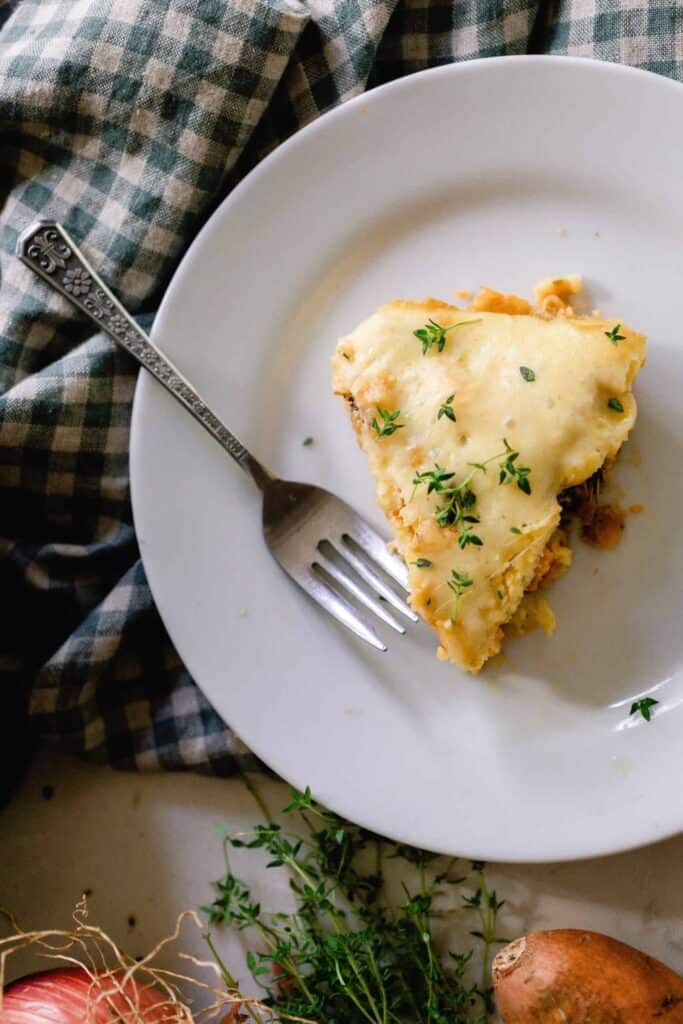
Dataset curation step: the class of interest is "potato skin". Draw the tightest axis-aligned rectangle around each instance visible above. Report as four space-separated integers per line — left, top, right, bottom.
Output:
493 930 683 1023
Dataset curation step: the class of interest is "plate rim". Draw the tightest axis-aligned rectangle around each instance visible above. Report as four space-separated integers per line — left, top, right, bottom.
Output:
138 55 683 340
131 55 683 863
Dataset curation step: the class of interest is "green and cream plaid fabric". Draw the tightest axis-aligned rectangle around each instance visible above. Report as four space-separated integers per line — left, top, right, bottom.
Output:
1 0 681 784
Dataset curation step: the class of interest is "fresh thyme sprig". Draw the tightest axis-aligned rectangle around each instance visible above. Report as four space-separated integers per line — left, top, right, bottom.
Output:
371 406 404 438
438 395 456 422
456 519 483 549
607 397 624 413
412 465 456 496
204 785 504 1024
446 569 474 613
462 868 509 1011
414 318 482 355
498 439 532 495
436 488 480 544
605 323 625 346
412 441 532 544
411 467 481 544
630 697 658 722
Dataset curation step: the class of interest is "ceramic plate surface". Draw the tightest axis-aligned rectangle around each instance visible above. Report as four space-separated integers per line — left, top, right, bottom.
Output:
131 57 683 861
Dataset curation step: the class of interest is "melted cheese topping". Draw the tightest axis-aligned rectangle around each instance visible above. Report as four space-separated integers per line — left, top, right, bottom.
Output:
332 292 646 672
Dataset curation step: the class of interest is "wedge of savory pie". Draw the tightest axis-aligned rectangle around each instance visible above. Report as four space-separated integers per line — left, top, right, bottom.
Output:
332 278 646 673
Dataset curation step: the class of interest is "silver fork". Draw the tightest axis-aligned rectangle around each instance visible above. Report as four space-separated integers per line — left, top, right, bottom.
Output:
18 220 418 651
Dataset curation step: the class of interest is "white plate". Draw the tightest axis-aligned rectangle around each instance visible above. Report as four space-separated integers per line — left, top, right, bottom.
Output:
131 56 683 863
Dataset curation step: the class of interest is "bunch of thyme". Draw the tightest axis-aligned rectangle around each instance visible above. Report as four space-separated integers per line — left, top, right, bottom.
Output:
203 786 507 1024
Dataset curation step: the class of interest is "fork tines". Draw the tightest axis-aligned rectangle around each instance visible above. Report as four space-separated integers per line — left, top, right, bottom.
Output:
309 520 417 651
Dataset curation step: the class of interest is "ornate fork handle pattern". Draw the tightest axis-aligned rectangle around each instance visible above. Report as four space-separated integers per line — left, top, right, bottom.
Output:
17 221 270 487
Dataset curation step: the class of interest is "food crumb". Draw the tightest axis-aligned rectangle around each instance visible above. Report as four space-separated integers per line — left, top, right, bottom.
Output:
128 915 137 928
629 503 644 515
611 755 631 777
41 784 55 801
83 888 93 897
591 309 601 317
455 288 471 301
302 436 314 447
238 608 247 618
555 227 566 236
594 230 601 237
509 593 556 636
581 505 625 549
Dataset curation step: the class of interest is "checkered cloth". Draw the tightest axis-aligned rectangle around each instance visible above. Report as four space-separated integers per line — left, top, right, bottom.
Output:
1 0 681 786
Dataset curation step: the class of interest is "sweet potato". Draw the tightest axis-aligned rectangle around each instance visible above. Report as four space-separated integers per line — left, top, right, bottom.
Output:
493 929 683 1023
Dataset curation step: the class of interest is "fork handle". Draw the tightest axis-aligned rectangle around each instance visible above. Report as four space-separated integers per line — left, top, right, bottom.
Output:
17 220 272 491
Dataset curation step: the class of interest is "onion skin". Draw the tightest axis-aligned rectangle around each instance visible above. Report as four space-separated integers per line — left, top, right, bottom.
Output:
2 967 170 1023
493 930 683 1023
